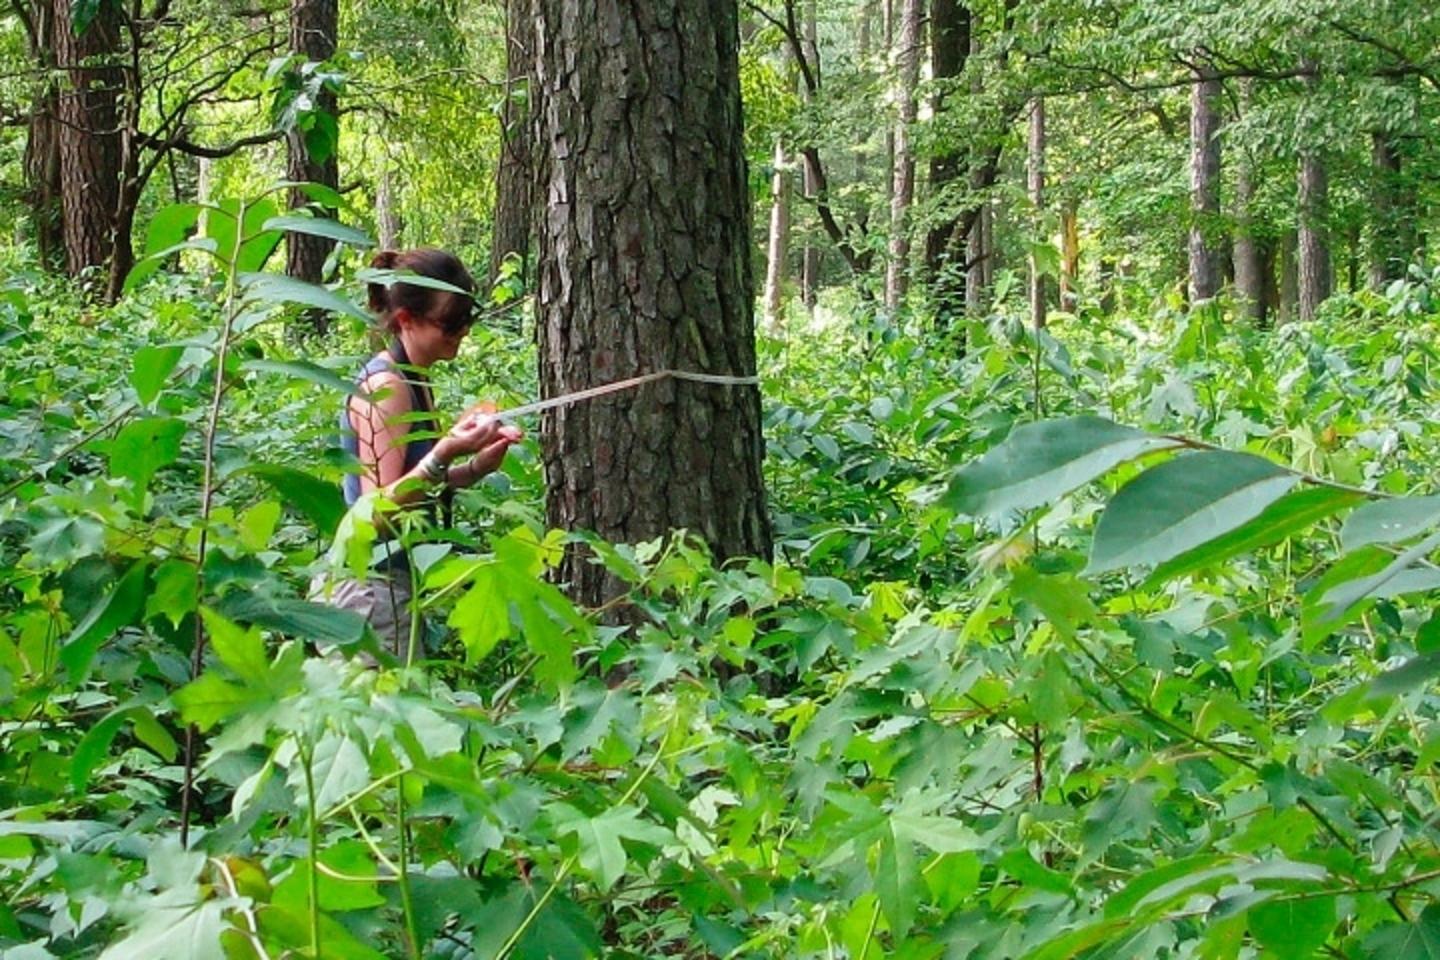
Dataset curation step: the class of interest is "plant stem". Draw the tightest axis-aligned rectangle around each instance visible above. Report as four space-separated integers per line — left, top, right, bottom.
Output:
302 741 323 959
396 774 421 960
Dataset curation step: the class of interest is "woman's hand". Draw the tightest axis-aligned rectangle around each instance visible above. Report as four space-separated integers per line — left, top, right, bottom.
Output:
450 423 523 488
434 410 502 463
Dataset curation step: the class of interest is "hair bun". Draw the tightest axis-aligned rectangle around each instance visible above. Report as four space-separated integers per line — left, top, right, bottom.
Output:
367 250 400 313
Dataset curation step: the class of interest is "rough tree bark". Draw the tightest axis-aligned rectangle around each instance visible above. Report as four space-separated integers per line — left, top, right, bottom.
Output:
763 137 791 333
1027 96 1047 329
1297 149 1331 322
21 0 63 268
532 0 772 608
284 0 340 297
1060 199 1079 312
923 0 971 324
53 0 122 284
884 0 922 310
376 163 401 249
1279 228 1299 323
1232 82 1264 322
1188 62 1222 302
490 0 533 289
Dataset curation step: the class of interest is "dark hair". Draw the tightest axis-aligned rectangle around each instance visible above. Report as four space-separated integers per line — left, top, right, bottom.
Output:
367 248 476 334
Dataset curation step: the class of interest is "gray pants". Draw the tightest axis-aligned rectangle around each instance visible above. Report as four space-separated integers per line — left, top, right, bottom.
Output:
311 568 427 663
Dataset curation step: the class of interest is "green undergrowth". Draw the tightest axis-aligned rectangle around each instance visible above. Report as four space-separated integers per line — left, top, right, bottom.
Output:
7 221 1440 958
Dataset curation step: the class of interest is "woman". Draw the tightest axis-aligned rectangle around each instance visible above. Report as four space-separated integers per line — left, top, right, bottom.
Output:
325 248 522 659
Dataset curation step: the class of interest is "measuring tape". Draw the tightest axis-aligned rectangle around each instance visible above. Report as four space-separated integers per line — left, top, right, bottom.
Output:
496 369 760 422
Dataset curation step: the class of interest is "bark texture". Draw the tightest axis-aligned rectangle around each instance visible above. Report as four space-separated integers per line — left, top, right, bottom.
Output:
285 0 340 293
1060 200 1079 312
1232 81 1264 322
923 0 971 322
532 0 771 608
23 0 63 268
1027 96 1047 329
53 0 122 282
884 0 922 310
1297 150 1331 322
799 0 819 309
491 0 533 288
1188 66 1222 302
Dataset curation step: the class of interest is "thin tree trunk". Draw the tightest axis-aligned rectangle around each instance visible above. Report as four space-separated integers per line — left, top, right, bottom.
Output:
763 137 790 332
53 0 122 285
1279 228 1299 324
1369 132 1414 288
1188 63 1222 302
967 201 990 314
800 0 820 309
884 0 921 310
532 0 771 610
285 0 340 307
1027 96 1047 329
1060 199 1079 312
376 163 400 249
22 0 63 269
490 0 532 289
1297 150 1331 322
1232 83 1264 322
924 0 971 324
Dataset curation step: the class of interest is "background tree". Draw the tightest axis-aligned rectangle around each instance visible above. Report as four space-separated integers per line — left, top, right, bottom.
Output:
284 0 340 307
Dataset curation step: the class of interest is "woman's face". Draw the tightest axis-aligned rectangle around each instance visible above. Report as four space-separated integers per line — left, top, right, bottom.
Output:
402 293 474 364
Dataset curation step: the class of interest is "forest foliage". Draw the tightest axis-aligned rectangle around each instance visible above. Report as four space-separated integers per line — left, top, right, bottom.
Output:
3 0 1440 958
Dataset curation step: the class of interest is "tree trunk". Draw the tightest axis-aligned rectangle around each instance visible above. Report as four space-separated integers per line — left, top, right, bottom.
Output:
1369 132 1414 288
884 0 921 310
924 0 971 324
53 0 122 285
285 0 340 305
762 137 790 333
1297 150 1330 322
1188 64 1222 302
800 0 820 310
490 0 533 289
1278 228 1299 324
1027 96 1047 329
22 0 63 269
532 0 771 609
376 163 401 249
966 201 990 315
1059 199 1079 312
1232 83 1264 322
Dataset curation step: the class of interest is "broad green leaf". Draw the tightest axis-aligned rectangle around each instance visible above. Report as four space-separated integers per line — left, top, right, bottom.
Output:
1364 904 1440 959
238 272 370 323
448 563 509 660
1370 652 1440 697
877 819 919 940
96 888 238 960
998 849 1072 894
61 561 149 680
129 344 184 405
272 840 386 912
200 608 269 685
145 558 197 628
1248 895 1336 959
237 499 281 552
206 196 281 272
1147 487 1360 585
554 804 672 891
109 417 187 507
241 358 360 395
1087 451 1299 575
250 464 347 533
295 732 369 812
261 214 373 248
71 706 139 792
945 415 1174 519
355 267 475 299
1320 529 1440 622
1103 854 1229 919
255 901 386 960
1343 494 1440 551
216 593 366 648
173 673 251 732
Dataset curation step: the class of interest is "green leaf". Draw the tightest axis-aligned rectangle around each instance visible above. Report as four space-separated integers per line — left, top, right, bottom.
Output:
238 272 371 323
555 804 673 892
71 706 139 792
1087 451 1299 575
173 673 251 732
1370 652 1440 698
355 267 475 298
944 416 1174 519
237 499 281 552
296 732 369 812
109 417 187 507
200 608 269 685
145 559 197 628
261 214 372 248
1103 854 1228 919
272 840 386 912
1147 487 1359 585
1343 494 1440 551
61 561 149 680
129 344 184 405
250 464 347 533
877 819 920 940
97 888 238 960
1320 529 1440 622
1364 904 1440 959
241 358 360 395
206 196 282 272
998 849 1072 894
1248 895 1336 959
